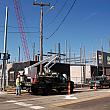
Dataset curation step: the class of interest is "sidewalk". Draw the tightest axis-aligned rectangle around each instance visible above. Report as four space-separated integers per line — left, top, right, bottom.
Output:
0 87 28 95
51 88 110 107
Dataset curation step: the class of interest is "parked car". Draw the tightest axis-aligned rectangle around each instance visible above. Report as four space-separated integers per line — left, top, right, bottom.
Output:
89 76 110 89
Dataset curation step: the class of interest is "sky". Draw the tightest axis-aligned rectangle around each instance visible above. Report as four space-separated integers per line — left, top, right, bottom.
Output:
0 0 110 63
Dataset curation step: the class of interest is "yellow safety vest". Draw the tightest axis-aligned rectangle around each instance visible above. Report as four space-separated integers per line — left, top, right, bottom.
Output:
16 78 21 86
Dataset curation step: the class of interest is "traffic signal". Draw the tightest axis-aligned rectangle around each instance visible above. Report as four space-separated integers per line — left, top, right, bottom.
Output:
8 54 10 59
0 53 1 59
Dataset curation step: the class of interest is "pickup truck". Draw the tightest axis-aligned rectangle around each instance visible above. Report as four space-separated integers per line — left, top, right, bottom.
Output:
89 76 110 89
31 74 74 95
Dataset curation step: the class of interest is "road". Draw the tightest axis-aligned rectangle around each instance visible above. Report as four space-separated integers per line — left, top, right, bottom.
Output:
0 88 110 110
60 96 110 110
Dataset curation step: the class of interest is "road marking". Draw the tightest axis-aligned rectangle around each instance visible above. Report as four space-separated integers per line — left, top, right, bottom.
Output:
30 106 44 109
6 100 17 103
14 102 32 106
0 92 6 95
6 100 45 109
12 95 63 102
64 95 78 99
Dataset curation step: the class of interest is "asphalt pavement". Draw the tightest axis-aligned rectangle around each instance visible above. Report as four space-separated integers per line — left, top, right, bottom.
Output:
0 87 110 110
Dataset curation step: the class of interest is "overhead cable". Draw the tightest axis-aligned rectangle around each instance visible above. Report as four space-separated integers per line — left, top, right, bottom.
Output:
46 0 77 39
45 0 68 28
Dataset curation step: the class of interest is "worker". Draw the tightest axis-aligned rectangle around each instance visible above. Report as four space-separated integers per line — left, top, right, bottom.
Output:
16 73 21 95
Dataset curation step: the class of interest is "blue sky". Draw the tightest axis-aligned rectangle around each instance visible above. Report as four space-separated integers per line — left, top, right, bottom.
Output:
0 0 110 63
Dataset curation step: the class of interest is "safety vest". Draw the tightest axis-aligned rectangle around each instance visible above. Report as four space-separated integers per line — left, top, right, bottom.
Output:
16 77 21 86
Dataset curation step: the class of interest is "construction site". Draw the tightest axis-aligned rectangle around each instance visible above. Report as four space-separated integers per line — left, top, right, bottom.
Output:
0 0 110 96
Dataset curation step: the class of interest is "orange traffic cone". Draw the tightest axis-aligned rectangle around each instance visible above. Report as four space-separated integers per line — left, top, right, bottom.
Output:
32 74 37 84
68 80 70 95
94 82 97 91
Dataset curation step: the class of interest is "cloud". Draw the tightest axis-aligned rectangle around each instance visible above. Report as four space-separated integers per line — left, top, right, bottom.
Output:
84 12 97 21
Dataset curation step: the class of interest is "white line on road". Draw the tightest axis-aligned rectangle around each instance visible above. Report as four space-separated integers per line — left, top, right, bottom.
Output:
6 100 45 109
64 95 78 99
14 102 33 106
12 95 65 102
30 106 44 109
6 100 17 103
0 92 7 95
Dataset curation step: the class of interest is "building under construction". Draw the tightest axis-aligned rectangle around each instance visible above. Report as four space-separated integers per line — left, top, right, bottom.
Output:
1 50 110 87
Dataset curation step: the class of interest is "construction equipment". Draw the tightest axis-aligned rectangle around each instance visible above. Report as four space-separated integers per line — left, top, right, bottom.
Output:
22 55 74 95
13 0 30 61
31 73 74 95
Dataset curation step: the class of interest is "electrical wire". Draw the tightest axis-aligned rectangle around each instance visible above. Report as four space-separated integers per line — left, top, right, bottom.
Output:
46 0 77 39
44 0 57 16
0 30 39 33
0 25 39 29
45 0 68 28
8 31 39 33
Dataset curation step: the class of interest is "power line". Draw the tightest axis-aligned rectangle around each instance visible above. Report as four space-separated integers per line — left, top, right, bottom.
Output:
45 0 68 28
46 0 77 39
44 0 58 15
8 31 39 33
0 30 39 33
0 25 39 29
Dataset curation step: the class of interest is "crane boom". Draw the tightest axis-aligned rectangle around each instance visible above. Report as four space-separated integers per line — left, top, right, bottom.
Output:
13 0 30 61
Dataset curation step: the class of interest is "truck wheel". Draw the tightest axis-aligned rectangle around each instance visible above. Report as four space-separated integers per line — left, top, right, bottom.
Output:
31 85 38 95
42 84 51 95
57 88 61 94
42 88 47 95
42 88 50 95
90 86 93 89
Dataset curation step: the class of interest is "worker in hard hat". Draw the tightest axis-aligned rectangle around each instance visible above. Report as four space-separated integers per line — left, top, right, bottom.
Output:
16 73 21 95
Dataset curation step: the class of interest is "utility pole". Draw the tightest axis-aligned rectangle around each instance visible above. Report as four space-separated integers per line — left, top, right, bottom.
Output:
33 1 50 75
109 39 110 52
69 45 71 64
33 42 35 61
65 40 67 63
80 45 83 87
18 46 20 62
58 43 61 62
1 6 8 91
54 43 56 63
101 41 104 75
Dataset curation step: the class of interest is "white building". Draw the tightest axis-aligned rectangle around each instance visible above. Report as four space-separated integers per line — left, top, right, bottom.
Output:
70 64 97 85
